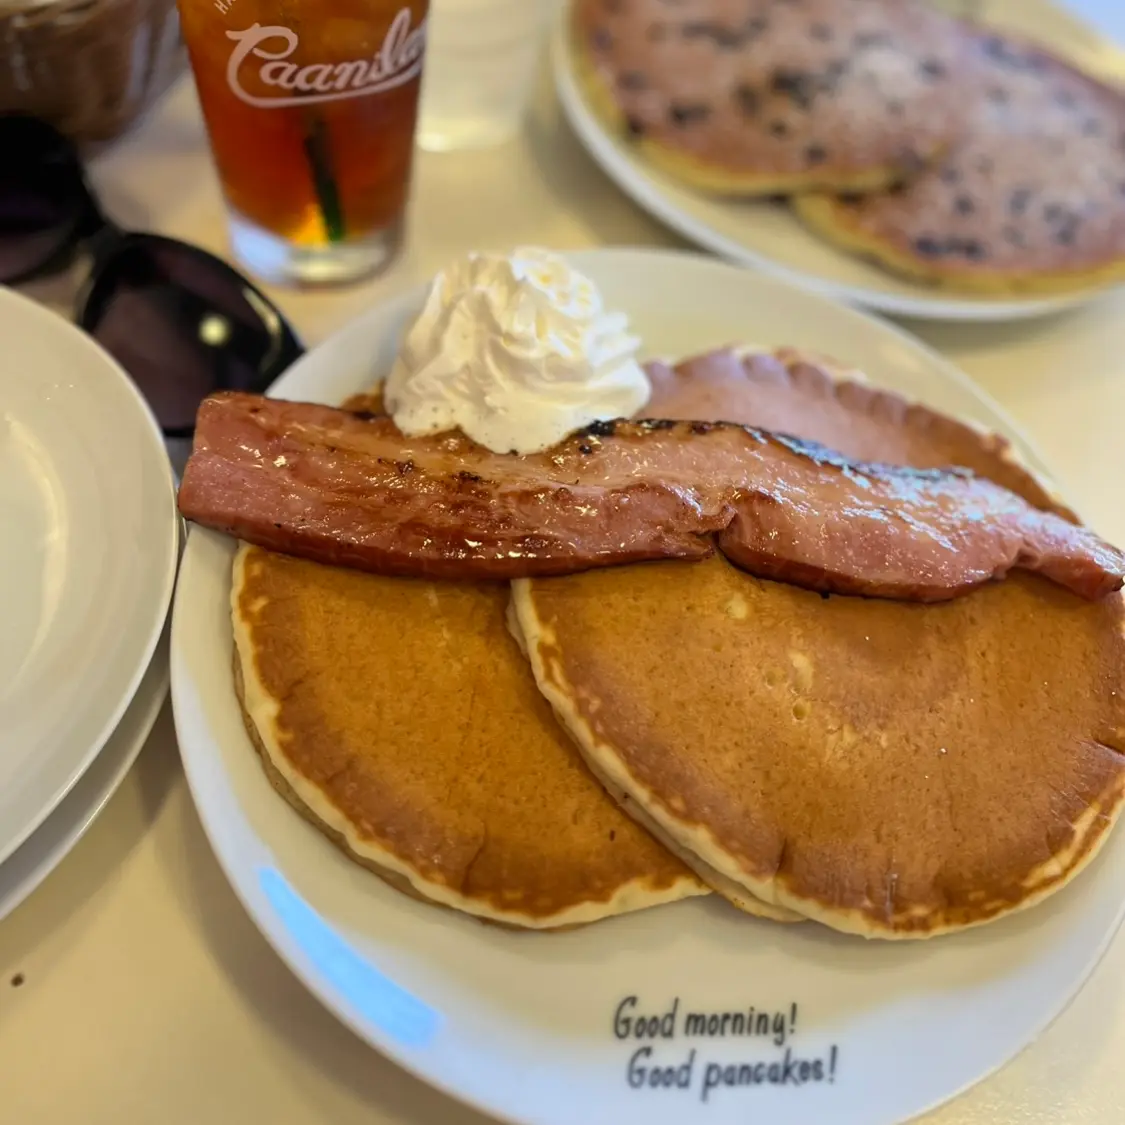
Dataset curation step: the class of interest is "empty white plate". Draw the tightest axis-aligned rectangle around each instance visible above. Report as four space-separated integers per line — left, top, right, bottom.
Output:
0 287 178 866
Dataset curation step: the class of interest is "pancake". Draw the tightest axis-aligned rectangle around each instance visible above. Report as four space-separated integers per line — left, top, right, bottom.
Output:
500 593 794 923
232 543 708 930
644 345 1076 520
793 31 1125 294
511 349 1125 938
572 0 977 196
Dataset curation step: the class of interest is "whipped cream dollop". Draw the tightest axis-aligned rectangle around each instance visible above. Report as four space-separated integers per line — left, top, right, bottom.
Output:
384 248 651 454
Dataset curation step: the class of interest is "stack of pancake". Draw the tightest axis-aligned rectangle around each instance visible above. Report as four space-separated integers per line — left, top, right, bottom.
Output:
230 348 1125 939
573 0 1125 295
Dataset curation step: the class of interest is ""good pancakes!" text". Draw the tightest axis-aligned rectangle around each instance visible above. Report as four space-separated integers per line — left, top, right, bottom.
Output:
612 995 840 1102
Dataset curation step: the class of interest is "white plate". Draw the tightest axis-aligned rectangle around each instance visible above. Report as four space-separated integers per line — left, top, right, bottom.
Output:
0 287 178 866
552 0 1125 322
171 249 1125 1125
0 631 169 924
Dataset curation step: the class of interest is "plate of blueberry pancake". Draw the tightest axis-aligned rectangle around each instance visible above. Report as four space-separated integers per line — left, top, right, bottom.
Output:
557 0 1125 320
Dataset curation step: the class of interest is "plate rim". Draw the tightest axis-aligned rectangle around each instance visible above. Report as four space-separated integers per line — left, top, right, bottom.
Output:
0 286 180 865
170 248 1125 1125
0 630 170 924
549 7 1120 323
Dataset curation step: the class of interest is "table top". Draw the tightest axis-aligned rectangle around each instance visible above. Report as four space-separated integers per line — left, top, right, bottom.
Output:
5 8 1125 1121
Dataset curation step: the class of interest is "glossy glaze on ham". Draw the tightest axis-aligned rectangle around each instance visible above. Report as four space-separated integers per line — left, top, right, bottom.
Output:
177 391 1125 603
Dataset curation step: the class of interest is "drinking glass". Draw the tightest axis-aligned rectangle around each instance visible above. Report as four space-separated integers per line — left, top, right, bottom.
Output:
417 0 550 151
176 0 429 286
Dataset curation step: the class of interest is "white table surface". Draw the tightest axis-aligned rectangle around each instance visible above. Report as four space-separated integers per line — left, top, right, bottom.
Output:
5 5 1125 1122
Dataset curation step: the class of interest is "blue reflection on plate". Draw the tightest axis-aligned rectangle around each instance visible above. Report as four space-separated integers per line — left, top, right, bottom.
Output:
260 866 440 1048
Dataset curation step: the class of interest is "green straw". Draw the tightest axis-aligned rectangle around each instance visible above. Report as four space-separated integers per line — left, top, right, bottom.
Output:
281 0 346 245
302 113 346 243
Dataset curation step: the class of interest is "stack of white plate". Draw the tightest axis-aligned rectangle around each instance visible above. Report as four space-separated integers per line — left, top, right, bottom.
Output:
0 287 178 922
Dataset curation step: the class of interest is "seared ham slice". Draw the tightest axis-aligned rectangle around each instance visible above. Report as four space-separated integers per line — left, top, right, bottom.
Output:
177 392 1125 603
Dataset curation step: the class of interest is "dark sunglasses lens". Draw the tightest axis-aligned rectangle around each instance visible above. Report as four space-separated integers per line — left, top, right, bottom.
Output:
78 237 302 435
0 115 88 283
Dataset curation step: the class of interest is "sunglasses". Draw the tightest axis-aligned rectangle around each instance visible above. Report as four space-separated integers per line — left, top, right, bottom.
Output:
0 113 305 439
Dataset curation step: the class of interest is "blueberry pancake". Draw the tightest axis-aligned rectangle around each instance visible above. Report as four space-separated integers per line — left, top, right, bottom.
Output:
572 0 978 196
794 32 1125 294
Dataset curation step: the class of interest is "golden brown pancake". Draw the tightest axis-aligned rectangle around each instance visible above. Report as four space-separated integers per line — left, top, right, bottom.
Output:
794 31 1125 294
232 543 708 930
572 0 978 196
512 348 1125 938
644 346 1075 519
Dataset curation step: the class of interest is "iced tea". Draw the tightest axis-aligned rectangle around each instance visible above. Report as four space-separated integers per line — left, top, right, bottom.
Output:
177 0 429 284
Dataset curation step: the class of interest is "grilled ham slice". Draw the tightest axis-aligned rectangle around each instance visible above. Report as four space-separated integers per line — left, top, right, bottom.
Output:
177 392 1125 603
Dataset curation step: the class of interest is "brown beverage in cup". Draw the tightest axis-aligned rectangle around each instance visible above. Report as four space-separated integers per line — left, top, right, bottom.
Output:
176 0 429 285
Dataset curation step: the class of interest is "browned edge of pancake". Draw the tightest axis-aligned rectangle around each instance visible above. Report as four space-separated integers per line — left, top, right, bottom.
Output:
573 750 805 924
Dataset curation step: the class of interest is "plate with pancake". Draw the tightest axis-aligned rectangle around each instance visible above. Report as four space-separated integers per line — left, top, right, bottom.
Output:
554 0 1125 321
172 247 1125 1125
